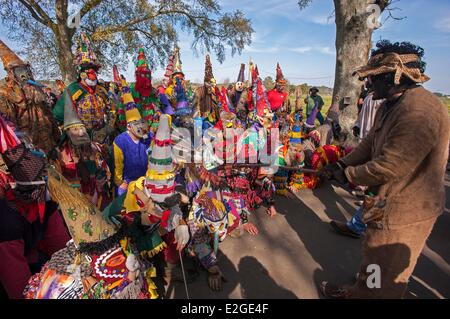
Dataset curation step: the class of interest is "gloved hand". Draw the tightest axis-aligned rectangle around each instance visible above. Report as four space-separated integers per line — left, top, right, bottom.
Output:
174 224 190 251
207 265 227 291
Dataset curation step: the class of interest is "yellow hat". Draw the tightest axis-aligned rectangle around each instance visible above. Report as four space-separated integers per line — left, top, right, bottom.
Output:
120 79 142 123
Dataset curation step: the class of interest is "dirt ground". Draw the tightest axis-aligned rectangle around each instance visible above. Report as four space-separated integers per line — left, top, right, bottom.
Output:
168 178 450 299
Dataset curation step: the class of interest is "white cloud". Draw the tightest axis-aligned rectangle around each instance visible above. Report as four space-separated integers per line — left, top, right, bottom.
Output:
309 15 334 25
244 46 279 54
290 47 313 53
289 46 335 55
319 47 335 55
435 17 450 33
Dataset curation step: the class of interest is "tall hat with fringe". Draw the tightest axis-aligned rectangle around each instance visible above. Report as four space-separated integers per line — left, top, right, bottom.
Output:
173 76 192 116
135 47 150 71
121 79 142 123
252 65 273 121
0 40 29 71
171 47 184 77
112 65 121 84
74 32 101 72
204 54 215 87
276 62 287 85
163 50 175 87
144 114 176 203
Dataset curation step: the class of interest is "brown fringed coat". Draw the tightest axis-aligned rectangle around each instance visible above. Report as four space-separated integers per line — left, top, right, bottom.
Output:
342 85 450 228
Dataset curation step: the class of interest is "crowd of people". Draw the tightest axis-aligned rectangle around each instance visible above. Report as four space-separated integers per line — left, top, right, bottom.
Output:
0 33 448 299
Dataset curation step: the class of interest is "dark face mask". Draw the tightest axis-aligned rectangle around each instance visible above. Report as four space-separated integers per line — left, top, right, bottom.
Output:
369 74 393 100
12 66 33 84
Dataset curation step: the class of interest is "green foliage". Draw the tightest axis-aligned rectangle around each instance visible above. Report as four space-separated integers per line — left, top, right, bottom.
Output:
0 0 254 80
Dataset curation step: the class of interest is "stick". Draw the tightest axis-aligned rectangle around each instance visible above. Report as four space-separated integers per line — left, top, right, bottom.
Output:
178 250 190 299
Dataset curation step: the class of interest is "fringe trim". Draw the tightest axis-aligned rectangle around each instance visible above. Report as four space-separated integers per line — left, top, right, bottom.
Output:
140 241 167 258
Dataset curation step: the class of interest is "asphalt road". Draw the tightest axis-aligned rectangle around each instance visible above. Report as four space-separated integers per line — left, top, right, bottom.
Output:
169 178 450 299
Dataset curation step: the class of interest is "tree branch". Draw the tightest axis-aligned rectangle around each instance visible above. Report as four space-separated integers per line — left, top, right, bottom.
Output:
80 0 104 19
18 0 55 29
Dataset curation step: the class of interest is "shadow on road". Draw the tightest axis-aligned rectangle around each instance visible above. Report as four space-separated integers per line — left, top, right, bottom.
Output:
238 256 297 299
281 183 362 297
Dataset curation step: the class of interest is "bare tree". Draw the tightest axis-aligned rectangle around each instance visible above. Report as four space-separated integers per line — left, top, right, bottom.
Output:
0 0 254 83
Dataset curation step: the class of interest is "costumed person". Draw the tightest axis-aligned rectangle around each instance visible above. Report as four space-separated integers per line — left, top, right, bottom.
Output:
194 54 219 125
163 48 193 117
117 114 194 284
267 63 289 113
186 183 243 291
0 40 61 155
0 115 70 299
320 40 450 299
250 66 279 218
232 64 249 125
23 164 164 299
55 91 113 210
53 32 115 140
113 80 151 197
129 48 161 133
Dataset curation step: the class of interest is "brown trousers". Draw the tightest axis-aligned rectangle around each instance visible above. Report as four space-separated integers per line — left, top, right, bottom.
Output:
349 217 437 299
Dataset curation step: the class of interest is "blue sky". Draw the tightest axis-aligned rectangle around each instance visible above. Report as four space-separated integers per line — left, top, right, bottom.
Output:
1 0 449 93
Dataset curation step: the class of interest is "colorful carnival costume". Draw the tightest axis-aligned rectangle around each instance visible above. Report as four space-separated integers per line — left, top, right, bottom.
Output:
113 80 151 196
187 183 242 291
0 40 61 155
117 48 161 133
56 91 113 210
119 114 192 282
53 32 115 136
267 63 289 113
0 116 70 299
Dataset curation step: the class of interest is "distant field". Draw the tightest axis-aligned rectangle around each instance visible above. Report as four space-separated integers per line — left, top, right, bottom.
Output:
440 97 450 115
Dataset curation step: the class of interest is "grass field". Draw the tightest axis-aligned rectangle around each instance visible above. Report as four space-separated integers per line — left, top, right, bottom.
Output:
290 95 450 116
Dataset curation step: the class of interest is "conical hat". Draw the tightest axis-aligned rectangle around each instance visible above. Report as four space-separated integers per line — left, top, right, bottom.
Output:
47 167 117 246
276 62 287 85
63 91 83 130
236 63 245 82
204 54 215 86
0 40 28 71
145 114 176 203
120 79 142 123
135 47 150 70
163 51 175 87
74 32 100 72
172 47 183 76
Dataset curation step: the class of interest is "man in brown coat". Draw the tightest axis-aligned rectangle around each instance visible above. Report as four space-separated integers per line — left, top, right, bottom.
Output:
319 40 450 298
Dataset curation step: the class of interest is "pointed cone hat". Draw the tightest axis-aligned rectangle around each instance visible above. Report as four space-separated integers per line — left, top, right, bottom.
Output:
163 50 175 87
276 62 287 85
204 54 215 86
113 65 120 83
145 114 176 203
0 40 28 71
172 47 184 77
236 63 245 83
74 32 101 72
63 91 84 130
135 47 150 71
120 79 142 123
